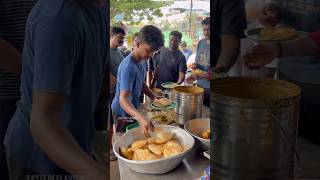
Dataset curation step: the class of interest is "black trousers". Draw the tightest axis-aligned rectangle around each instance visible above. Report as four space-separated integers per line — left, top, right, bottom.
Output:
278 72 320 145
0 98 19 180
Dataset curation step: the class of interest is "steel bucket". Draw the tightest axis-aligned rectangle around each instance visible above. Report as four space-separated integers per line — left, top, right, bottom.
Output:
173 86 204 125
211 77 301 180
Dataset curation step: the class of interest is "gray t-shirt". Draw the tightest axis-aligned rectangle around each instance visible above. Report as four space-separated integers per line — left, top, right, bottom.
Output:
110 48 124 93
154 48 187 88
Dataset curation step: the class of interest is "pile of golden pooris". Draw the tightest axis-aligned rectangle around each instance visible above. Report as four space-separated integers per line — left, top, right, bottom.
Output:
120 128 184 161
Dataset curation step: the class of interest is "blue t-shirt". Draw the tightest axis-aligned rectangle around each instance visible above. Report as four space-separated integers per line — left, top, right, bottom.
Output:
111 53 147 117
4 0 107 174
195 39 210 89
182 49 192 61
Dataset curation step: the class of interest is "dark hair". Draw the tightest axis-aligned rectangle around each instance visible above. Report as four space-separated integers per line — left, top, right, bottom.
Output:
111 26 126 36
201 17 210 26
265 3 282 18
169 31 182 41
181 41 187 47
136 25 164 50
132 32 139 41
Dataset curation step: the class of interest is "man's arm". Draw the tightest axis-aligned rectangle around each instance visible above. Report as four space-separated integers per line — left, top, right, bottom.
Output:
177 72 185 84
147 59 154 87
243 34 319 69
0 39 22 74
177 55 187 84
216 0 246 72
150 53 160 88
119 90 154 137
110 73 117 88
30 92 107 179
142 82 157 100
150 66 159 88
147 69 153 87
280 34 319 57
215 34 241 71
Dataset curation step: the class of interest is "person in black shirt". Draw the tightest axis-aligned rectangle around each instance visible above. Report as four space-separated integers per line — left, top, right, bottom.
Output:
213 0 247 73
150 31 187 88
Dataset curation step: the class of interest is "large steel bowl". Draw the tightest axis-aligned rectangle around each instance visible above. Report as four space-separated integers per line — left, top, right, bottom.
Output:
184 118 210 150
113 125 195 174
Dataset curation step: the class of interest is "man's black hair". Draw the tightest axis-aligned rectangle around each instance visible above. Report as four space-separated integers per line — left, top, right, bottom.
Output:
111 26 126 36
132 32 139 41
201 17 210 26
136 25 164 50
169 31 182 41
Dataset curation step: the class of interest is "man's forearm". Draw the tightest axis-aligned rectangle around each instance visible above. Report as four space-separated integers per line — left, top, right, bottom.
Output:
110 74 117 87
30 114 105 177
119 96 144 122
150 68 159 87
177 72 185 84
0 39 22 74
147 70 153 87
215 35 240 72
281 36 318 57
142 83 156 100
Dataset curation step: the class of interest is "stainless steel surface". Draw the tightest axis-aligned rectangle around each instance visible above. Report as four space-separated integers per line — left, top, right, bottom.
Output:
211 77 301 180
113 125 195 174
173 86 204 125
184 118 210 150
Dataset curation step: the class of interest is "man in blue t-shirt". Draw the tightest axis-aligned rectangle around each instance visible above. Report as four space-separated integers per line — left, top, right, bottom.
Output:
4 0 108 179
111 25 164 137
187 17 211 107
180 41 192 61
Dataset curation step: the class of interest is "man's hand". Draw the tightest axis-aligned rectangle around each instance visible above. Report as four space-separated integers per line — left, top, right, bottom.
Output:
188 63 197 70
138 116 154 138
243 43 280 69
186 75 197 83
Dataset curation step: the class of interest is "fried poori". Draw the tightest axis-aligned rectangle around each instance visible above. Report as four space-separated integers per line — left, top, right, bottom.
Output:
132 149 159 161
148 144 164 156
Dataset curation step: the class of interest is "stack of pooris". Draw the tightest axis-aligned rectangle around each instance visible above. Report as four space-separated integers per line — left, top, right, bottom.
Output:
153 98 172 108
119 129 184 161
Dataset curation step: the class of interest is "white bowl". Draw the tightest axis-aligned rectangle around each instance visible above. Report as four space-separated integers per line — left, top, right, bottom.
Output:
184 118 210 150
113 125 195 174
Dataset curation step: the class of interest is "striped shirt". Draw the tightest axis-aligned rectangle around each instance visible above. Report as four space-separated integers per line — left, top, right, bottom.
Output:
0 0 37 99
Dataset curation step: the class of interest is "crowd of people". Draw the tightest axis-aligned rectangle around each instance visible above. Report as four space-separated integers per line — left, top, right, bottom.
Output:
108 17 211 160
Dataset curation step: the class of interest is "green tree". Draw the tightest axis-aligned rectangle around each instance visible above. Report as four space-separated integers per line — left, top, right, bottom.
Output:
110 0 173 25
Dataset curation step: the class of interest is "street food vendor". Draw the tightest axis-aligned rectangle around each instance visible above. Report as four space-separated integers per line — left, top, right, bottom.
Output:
150 31 187 89
111 25 164 138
